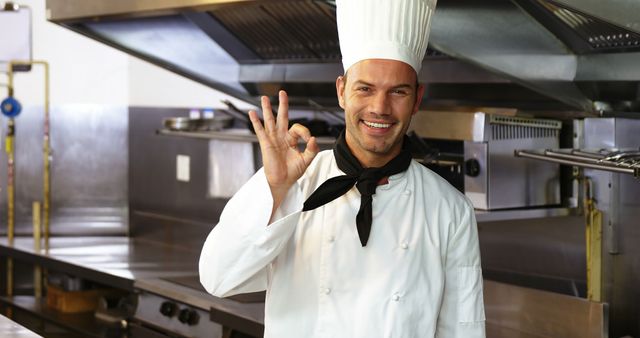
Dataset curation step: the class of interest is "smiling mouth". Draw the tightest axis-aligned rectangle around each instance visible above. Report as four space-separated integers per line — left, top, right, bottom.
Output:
362 120 393 129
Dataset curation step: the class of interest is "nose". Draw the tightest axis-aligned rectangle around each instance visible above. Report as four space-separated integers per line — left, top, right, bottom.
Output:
369 92 391 116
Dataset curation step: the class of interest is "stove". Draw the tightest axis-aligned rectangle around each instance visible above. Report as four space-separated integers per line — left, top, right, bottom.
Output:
132 275 264 338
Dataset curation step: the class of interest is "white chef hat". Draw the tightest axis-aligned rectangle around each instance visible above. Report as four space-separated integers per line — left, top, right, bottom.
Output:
336 0 437 74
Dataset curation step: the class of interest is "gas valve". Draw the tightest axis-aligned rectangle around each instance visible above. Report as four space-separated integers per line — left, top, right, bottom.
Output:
1 97 22 118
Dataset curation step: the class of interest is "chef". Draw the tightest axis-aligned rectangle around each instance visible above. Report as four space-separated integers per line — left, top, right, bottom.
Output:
200 0 485 337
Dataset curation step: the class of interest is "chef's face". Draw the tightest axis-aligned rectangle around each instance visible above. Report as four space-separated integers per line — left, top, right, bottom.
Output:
336 59 424 167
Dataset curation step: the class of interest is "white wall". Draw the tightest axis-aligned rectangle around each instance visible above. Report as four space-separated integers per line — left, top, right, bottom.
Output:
4 0 128 106
3 0 254 110
128 57 255 110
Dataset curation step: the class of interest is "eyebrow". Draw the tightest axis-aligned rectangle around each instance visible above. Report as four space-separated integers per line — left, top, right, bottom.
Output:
352 80 414 90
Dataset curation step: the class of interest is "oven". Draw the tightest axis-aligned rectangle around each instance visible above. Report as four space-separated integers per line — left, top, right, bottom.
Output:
409 111 562 210
131 276 264 338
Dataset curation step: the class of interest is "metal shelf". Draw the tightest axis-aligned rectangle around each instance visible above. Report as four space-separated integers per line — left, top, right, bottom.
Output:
516 148 640 178
0 296 126 338
157 128 337 145
475 207 571 222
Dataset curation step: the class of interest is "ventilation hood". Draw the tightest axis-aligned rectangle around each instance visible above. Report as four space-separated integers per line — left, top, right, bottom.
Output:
46 0 640 114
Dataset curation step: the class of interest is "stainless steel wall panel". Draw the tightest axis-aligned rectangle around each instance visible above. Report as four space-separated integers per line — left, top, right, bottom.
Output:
479 216 586 295
487 135 560 209
0 104 128 235
484 280 606 338
128 107 231 248
582 117 640 338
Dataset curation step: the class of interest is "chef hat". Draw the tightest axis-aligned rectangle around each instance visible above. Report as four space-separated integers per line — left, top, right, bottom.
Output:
336 0 437 74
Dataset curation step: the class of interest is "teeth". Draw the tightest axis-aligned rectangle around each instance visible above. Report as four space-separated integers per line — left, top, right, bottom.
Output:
363 121 391 129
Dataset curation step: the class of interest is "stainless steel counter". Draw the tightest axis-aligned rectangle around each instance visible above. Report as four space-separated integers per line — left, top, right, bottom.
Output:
135 277 264 337
0 237 199 290
0 236 265 336
0 314 42 338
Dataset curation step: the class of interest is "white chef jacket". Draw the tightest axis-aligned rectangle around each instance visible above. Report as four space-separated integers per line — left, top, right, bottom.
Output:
200 150 485 338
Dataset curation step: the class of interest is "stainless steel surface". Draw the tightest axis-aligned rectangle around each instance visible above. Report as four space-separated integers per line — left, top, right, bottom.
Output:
131 107 225 227
45 0 250 20
515 149 640 177
429 0 593 112
0 314 42 338
484 280 607 338
479 216 587 294
134 291 223 338
0 233 265 336
580 117 640 338
475 207 570 222
577 52 640 81
163 116 233 132
212 1 339 60
158 128 337 144
208 138 255 198
409 111 561 143
464 141 489 209
536 1 640 52
413 111 561 210
0 236 198 290
135 278 264 324
0 105 128 236
47 0 640 111
550 0 640 35
0 295 129 337
481 115 561 210
162 117 199 131
409 111 488 142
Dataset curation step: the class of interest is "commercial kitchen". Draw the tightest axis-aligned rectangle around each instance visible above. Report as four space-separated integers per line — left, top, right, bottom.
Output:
1 0 639 337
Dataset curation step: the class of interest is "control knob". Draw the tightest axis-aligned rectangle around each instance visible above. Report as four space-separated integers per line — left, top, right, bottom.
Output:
464 159 481 177
178 308 200 326
159 301 178 317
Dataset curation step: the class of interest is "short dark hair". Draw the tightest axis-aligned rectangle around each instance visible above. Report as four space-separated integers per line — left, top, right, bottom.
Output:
342 71 420 90
341 71 421 102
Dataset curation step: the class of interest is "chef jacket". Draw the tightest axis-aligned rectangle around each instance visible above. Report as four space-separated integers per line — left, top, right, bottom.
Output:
200 150 486 338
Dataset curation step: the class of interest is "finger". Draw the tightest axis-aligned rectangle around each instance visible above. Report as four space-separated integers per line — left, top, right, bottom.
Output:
288 123 312 143
261 96 276 132
302 136 320 166
277 90 289 132
248 110 266 141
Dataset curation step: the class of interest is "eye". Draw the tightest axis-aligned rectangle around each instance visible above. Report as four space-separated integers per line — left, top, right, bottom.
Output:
391 88 409 96
357 86 371 93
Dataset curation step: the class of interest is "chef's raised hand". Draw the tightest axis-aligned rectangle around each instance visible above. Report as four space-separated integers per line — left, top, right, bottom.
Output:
249 90 319 212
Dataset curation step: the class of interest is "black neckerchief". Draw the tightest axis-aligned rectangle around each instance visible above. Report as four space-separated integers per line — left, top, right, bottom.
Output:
302 131 412 246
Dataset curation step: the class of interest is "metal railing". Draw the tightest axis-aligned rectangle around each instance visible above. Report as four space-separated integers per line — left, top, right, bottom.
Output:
515 148 640 178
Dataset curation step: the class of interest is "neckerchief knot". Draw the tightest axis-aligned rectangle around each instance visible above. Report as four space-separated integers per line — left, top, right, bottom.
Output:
302 131 412 246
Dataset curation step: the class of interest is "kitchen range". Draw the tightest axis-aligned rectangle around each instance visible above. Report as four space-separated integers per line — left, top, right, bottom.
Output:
1 0 640 337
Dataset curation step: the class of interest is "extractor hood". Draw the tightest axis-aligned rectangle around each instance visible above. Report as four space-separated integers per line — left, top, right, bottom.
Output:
46 0 640 113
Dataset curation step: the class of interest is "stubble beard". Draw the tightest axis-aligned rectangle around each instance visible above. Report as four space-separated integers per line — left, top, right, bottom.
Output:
346 114 406 160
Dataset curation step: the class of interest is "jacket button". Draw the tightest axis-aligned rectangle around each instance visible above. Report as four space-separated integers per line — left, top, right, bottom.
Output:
327 235 335 243
401 242 409 250
322 287 331 295
392 293 400 301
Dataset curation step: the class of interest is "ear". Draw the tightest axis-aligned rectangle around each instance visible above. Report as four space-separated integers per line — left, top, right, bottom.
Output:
336 76 346 109
412 84 425 115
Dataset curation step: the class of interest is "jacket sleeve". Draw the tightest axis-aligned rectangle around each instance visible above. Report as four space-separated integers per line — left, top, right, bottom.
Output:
199 168 303 297
435 199 486 338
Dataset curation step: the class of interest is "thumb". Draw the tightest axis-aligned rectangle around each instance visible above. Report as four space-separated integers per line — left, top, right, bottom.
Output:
302 137 320 166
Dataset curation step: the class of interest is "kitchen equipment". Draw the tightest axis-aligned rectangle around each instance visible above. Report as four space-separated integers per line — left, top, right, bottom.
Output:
133 275 264 338
409 111 562 210
516 148 640 177
163 115 233 132
0 2 32 72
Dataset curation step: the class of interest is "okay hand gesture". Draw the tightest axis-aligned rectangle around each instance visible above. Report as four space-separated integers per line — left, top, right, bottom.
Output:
248 91 319 210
